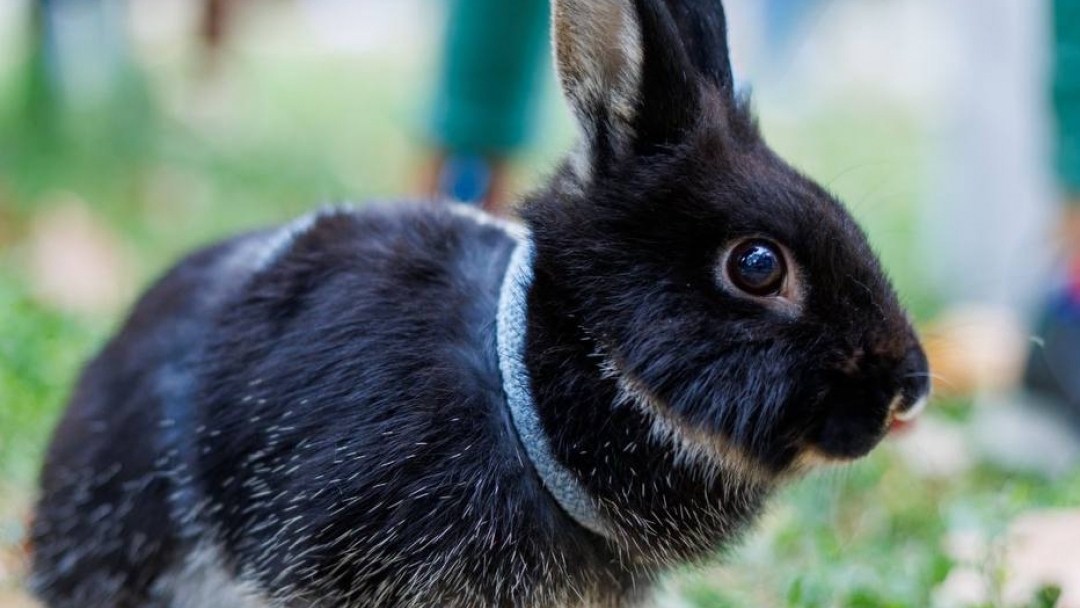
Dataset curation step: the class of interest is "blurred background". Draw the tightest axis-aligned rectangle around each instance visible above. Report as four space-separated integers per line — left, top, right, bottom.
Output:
1 0 1079 606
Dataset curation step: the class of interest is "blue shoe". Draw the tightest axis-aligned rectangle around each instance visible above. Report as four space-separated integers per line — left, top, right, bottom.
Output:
437 155 493 205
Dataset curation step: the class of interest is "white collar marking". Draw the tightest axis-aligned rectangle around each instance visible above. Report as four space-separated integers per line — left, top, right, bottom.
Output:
496 237 613 539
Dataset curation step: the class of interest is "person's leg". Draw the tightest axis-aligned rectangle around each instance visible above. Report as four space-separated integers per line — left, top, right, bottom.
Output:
1023 0 1080 426
200 0 242 78
26 0 61 136
30 0 134 105
422 0 550 212
1051 0 1080 206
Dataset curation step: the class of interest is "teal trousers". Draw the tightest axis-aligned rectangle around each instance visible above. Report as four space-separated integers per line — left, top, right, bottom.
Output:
430 0 550 156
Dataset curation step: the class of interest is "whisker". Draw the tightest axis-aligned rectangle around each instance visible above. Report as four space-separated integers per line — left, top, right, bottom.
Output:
903 371 958 392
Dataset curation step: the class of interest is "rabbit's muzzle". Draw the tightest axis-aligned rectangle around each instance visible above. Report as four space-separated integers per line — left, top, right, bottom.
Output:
807 340 931 461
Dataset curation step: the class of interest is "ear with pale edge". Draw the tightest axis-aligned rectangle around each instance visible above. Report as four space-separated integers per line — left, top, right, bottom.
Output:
553 0 645 167
553 0 738 171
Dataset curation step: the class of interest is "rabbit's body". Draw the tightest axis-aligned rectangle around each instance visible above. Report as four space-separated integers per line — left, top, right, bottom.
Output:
31 0 931 606
32 204 763 607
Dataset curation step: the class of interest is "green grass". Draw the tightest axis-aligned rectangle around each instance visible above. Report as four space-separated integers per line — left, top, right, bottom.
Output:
670 457 1080 608
0 37 1077 608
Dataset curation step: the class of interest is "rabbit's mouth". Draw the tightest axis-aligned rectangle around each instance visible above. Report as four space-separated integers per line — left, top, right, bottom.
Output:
888 392 928 427
804 384 930 464
799 336 932 463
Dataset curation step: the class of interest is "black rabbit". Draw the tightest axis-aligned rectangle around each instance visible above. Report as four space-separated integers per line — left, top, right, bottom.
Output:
30 0 930 606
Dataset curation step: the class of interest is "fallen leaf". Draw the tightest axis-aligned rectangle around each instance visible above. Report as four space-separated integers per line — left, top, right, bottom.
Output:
933 567 992 608
1003 510 1080 608
922 304 1028 397
893 417 975 479
24 193 136 316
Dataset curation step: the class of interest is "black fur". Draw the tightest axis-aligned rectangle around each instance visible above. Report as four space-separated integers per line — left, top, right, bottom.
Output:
30 0 929 606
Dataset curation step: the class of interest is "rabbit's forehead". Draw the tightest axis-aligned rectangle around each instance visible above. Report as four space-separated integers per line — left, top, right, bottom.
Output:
700 156 843 233
718 174 885 284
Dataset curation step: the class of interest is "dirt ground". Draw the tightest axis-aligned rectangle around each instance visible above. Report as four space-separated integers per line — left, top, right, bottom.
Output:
0 498 38 608
0 590 38 608
0 557 37 608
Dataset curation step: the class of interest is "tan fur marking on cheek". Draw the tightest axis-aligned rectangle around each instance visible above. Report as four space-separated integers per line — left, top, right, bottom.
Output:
602 358 775 486
794 447 837 470
793 445 863 473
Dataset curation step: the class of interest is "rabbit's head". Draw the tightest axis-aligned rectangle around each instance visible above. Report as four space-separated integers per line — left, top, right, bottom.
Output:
524 0 929 475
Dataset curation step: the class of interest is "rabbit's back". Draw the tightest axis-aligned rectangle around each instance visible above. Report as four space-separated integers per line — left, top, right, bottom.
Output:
32 204 612 608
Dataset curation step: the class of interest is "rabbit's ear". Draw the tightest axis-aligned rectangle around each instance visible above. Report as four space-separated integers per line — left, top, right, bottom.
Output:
554 0 736 172
654 0 735 97
553 0 645 165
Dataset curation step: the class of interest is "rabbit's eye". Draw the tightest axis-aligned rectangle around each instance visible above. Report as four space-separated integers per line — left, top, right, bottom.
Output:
726 240 787 297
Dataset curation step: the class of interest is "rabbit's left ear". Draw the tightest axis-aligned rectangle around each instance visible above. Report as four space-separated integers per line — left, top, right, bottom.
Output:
554 0 738 172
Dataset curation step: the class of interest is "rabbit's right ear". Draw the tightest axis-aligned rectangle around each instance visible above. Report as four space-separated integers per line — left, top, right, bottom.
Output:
554 0 737 176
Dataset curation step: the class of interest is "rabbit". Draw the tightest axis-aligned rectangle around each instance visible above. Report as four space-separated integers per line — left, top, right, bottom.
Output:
28 0 931 606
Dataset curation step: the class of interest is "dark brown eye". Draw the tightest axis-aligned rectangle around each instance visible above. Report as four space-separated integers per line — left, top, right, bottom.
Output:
726 239 787 297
